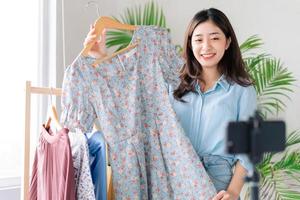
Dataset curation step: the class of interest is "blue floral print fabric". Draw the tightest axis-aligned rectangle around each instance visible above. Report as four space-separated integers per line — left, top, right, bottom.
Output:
61 26 216 199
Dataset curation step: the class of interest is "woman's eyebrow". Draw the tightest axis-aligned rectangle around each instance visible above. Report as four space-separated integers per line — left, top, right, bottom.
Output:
209 32 221 36
194 32 221 37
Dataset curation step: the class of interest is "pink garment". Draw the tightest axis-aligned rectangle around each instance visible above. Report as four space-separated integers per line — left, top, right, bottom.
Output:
29 126 76 200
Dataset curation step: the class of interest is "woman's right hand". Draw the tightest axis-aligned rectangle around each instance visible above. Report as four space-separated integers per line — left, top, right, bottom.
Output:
83 24 107 59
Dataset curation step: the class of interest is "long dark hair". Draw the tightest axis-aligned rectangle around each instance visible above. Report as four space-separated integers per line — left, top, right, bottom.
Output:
173 8 253 101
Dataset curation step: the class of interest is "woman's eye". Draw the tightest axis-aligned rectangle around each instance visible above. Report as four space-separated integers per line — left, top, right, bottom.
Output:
212 37 219 40
195 39 202 42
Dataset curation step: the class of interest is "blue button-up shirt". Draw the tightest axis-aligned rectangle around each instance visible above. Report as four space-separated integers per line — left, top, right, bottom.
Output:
168 75 257 172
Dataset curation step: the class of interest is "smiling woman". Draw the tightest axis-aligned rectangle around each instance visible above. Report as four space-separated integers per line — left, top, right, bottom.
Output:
0 0 39 195
170 8 256 200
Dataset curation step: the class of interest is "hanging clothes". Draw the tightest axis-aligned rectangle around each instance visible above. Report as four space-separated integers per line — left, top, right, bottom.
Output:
85 130 107 200
29 126 76 200
61 25 217 199
68 131 96 200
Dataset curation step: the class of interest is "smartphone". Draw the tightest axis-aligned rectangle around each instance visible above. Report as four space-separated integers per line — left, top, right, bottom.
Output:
227 120 286 154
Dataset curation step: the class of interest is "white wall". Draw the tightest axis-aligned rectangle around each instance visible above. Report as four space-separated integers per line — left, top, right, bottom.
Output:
62 0 300 133
0 188 20 200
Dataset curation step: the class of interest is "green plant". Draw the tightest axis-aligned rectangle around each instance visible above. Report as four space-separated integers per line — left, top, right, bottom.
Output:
241 36 300 200
241 35 296 117
106 1 166 51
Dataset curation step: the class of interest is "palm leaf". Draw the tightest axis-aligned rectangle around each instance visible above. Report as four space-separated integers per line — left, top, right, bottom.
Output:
240 35 264 55
106 30 133 51
256 153 274 176
249 58 296 116
260 175 300 200
106 1 166 51
273 152 300 173
241 35 296 117
244 53 270 74
286 130 300 148
259 151 300 199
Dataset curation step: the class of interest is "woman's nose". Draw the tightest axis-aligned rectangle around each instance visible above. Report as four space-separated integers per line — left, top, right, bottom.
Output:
202 39 212 50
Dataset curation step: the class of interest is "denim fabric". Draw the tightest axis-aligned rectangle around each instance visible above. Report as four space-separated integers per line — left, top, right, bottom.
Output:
85 131 107 200
201 155 236 192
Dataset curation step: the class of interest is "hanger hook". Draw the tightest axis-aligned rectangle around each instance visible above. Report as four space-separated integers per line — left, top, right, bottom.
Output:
85 1 100 17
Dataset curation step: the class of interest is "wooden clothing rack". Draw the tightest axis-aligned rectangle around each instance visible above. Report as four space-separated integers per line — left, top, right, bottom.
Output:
23 81 114 200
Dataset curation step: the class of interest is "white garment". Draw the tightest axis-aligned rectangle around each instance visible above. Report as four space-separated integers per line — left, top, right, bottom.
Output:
68 132 95 200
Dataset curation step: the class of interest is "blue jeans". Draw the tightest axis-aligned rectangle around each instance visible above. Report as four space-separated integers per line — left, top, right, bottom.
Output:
200 155 236 192
85 131 107 200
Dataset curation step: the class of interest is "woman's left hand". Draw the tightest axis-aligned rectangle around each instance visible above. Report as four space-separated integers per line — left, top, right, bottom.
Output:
212 190 238 200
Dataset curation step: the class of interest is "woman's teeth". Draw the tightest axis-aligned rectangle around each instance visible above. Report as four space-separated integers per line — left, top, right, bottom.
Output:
201 53 215 58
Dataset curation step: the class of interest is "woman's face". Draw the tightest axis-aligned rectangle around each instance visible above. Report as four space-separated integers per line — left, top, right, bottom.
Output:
191 20 231 70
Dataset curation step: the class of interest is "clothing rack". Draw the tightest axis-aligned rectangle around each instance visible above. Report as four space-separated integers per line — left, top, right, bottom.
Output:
23 81 114 200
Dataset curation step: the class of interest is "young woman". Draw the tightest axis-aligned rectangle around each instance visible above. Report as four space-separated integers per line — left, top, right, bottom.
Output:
169 8 257 200
84 8 257 200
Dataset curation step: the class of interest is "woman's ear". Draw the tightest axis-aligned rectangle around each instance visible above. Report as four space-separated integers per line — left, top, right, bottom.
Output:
225 37 231 50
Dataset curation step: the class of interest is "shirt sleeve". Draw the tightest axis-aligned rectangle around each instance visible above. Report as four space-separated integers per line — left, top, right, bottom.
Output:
235 85 257 173
60 55 97 133
158 29 185 88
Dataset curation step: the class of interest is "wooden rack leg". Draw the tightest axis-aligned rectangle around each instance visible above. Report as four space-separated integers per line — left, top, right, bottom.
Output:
107 166 114 200
23 81 31 200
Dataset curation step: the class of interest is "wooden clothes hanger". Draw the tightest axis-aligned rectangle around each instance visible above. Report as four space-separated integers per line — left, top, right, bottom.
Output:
80 16 138 67
45 105 61 130
45 88 62 130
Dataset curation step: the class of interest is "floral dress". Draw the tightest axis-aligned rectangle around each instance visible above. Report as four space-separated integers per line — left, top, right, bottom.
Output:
68 131 95 200
61 26 216 200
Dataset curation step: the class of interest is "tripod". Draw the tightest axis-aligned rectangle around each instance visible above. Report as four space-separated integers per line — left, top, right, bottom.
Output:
227 110 286 200
245 111 262 200
245 169 260 200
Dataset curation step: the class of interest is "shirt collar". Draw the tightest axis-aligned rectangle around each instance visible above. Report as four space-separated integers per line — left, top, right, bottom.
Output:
195 74 230 94
217 74 230 91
